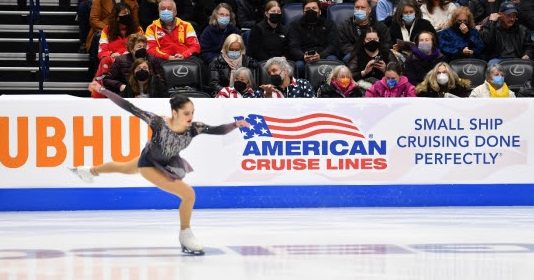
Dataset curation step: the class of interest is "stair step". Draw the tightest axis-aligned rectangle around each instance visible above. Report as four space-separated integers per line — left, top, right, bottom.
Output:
0 24 78 33
0 66 90 82
0 52 88 61
0 0 79 7
0 81 90 97
0 38 81 52
0 11 77 25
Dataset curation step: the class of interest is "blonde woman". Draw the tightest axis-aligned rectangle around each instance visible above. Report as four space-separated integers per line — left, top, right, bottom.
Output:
416 62 471 98
208 33 257 96
317 65 364 98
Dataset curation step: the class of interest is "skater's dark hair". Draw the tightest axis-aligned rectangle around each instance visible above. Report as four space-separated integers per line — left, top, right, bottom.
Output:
170 95 192 111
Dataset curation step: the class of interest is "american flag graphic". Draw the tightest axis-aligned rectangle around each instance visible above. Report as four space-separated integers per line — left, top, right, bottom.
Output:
234 113 365 140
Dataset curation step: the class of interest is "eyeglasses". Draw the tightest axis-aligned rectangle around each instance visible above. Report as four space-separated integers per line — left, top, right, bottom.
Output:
456 20 468 24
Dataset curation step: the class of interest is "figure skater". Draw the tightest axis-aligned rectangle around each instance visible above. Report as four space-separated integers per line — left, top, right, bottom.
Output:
70 81 250 255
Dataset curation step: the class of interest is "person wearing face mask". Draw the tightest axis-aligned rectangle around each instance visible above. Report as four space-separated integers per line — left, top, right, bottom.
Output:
404 31 445 85
121 59 168 98
287 0 339 77
139 0 194 30
248 1 288 61
254 56 316 98
85 0 139 52
438 7 485 61
145 0 201 61
348 28 391 87
208 34 257 96
199 3 241 64
215 67 257 97
338 0 392 64
416 62 471 97
365 62 416 97
102 34 164 97
93 4 144 82
317 65 364 98
390 0 436 46
470 63 516 97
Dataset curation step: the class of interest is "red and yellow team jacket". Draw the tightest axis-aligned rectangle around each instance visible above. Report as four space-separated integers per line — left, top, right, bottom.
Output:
145 18 201 60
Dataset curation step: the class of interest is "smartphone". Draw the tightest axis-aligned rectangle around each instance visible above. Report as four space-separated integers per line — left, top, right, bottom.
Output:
374 55 381 62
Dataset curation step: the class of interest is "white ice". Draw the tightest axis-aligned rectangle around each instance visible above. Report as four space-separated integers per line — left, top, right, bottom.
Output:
1 207 534 280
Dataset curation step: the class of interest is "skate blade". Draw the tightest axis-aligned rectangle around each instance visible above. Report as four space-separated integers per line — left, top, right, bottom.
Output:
181 246 205 256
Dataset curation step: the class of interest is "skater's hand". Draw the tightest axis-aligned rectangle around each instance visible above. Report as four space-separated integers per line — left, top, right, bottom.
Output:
88 81 103 93
235 120 251 128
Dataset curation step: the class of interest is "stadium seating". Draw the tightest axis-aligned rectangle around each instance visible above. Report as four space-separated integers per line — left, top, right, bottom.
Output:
450 58 487 90
326 3 354 27
161 59 204 93
499 59 534 91
282 3 303 26
305 59 344 90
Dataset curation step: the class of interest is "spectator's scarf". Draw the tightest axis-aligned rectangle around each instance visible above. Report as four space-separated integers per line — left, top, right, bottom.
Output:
488 82 511 98
221 52 243 86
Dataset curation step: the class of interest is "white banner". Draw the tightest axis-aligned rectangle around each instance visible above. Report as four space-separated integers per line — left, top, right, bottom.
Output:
1 96 532 188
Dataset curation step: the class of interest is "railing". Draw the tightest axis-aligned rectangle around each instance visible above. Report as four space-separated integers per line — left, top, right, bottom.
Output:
26 0 41 62
38 30 49 94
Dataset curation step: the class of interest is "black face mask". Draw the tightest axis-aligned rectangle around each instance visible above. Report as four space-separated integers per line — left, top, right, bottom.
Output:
270 74 283 87
364 40 380 52
118 14 132 26
268 13 282 24
134 48 147 59
135 69 150 81
233 80 247 92
304 10 319 24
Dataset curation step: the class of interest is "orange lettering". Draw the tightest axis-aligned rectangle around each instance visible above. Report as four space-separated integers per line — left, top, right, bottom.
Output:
110 116 141 162
0 117 29 168
36 117 66 167
73 116 103 166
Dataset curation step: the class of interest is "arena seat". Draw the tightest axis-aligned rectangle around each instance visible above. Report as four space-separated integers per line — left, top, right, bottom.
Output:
449 58 487 90
498 59 534 91
326 3 354 27
161 59 203 92
282 3 303 26
305 59 344 90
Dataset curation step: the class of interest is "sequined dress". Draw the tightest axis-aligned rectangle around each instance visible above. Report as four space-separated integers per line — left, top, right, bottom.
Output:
100 89 237 179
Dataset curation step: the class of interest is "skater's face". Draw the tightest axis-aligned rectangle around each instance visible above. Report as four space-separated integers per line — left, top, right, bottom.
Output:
173 102 194 126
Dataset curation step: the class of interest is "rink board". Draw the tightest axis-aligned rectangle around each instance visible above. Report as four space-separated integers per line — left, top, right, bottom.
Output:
1 96 534 210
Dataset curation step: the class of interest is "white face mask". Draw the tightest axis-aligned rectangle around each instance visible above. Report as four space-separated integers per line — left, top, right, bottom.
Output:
437 73 449 85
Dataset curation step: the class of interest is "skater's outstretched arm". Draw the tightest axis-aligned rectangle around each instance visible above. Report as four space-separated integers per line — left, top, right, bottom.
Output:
193 120 250 135
88 81 154 123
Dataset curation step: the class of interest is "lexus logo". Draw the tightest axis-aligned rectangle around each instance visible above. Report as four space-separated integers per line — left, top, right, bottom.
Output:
509 65 526 77
172 65 189 78
462 64 478 76
318 65 333 76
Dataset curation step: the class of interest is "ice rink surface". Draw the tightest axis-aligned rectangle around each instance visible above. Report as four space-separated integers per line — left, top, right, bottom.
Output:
1 207 534 280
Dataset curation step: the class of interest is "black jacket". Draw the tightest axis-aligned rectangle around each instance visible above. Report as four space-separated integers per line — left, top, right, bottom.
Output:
338 16 391 57
480 21 533 60
287 16 338 61
123 76 169 98
103 53 163 93
235 0 262 29
248 19 288 61
208 54 256 96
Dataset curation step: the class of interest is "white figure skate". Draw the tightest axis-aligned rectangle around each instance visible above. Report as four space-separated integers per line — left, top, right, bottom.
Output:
68 166 95 183
179 228 204 255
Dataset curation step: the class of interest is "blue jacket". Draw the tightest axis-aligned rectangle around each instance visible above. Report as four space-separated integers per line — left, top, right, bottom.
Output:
199 24 241 64
438 27 485 61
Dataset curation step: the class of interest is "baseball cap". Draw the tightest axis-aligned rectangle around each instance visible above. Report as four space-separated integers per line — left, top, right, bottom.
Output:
499 2 518 14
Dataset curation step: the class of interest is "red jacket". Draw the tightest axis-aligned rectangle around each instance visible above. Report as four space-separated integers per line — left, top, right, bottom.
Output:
145 18 200 60
98 26 144 60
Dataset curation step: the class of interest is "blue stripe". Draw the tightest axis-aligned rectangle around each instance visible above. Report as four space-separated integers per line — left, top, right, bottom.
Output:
2 184 534 211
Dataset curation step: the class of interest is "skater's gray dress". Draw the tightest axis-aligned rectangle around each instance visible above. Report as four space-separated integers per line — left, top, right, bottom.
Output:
100 88 237 180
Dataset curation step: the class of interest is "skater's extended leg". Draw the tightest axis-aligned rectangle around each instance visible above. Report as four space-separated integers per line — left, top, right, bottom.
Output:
92 156 140 175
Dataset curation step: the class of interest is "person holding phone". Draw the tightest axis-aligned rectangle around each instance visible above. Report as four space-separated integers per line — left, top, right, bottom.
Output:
348 27 390 87
287 0 339 77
